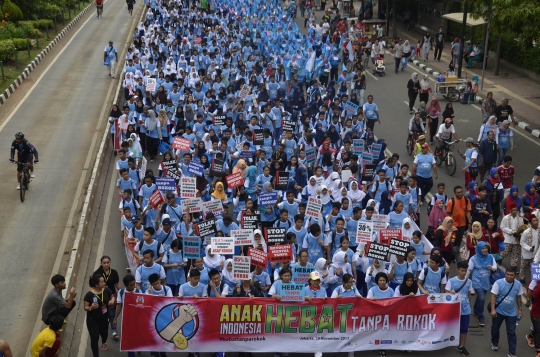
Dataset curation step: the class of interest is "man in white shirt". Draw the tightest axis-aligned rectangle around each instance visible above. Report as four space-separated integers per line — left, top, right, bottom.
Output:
500 205 525 267
520 216 540 284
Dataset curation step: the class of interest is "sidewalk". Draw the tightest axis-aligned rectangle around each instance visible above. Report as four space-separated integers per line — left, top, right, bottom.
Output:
394 25 540 137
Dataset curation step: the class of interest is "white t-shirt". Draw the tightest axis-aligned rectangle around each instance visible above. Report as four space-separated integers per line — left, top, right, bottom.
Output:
437 124 456 140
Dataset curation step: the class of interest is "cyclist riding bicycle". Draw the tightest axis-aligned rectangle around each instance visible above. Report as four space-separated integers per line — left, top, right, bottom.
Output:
408 112 425 137
95 0 104 18
9 132 39 190
435 118 460 155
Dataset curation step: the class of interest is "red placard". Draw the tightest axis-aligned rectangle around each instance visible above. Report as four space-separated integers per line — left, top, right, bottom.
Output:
172 137 191 151
148 190 165 209
248 248 268 268
268 244 293 263
226 172 244 189
379 229 402 246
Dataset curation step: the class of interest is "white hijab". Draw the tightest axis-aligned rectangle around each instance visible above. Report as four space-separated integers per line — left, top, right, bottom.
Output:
221 259 239 285
420 75 430 90
203 245 223 268
332 251 348 270
315 258 328 274
306 176 319 197
319 185 332 205
401 217 415 241
348 181 365 201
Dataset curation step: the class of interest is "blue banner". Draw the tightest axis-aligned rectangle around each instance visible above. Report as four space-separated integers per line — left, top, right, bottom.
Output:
188 161 205 177
155 177 176 193
183 236 201 259
279 283 306 302
259 192 278 206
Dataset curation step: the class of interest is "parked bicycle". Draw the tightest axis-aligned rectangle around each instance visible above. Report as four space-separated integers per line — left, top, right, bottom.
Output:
434 139 461 176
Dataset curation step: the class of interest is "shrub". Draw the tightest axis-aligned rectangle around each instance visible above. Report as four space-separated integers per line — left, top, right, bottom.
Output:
34 19 53 29
11 38 28 50
0 39 16 61
2 0 24 22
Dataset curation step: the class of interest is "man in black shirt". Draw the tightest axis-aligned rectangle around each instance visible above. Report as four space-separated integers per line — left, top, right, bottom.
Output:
495 97 515 125
434 27 445 61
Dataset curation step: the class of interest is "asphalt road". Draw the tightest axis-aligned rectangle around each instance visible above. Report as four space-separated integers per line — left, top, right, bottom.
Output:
0 0 141 355
56 5 540 357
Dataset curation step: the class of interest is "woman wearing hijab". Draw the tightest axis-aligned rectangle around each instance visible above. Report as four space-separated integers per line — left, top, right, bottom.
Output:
326 125 341 149
419 74 431 104
442 102 455 120
203 245 224 271
477 115 499 144
347 181 365 208
374 138 387 162
465 181 479 201
211 182 228 203
364 131 375 149
233 159 248 178
497 120 514 165
481 218 505 262
314 123 326 146
318 185 334 215
427 199 447 242
108 104 123 150
407 72 421 113
314 258 331 292
394 272 420 297
502 186 522 215
325 171 340 191
522 182 539 221
196 174 210 201
465 222 483 260
261 182 279 228
467 241 497 327
378 190 393 215
244 165 259 200
427 97 441 144
143 109 162 162
434 216 457 264
301 176 320 203
295 165 308 189
221 259 240 295
327 251 353 294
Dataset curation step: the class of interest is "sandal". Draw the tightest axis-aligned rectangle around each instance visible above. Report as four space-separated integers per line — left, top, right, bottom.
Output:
102 343 108 351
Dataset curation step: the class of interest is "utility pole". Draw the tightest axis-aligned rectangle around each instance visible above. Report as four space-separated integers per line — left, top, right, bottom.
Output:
457 3 468 78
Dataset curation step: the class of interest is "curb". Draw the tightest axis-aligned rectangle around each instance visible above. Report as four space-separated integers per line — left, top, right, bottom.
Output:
411 60 540 139
0 3 94 106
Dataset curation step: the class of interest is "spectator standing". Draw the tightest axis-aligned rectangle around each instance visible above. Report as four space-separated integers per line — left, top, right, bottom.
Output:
495 98 515 125
433 27 445 61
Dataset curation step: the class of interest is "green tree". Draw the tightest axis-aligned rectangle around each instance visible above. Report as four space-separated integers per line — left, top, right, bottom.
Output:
464 0 540 45
12 0 64 19
2 0 23 21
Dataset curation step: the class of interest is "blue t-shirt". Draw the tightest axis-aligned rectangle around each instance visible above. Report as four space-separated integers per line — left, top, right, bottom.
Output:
492 278 523 316
446 277 473 315
415 154 435 178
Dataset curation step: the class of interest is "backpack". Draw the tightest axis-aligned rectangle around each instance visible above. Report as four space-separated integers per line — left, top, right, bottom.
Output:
374 180 391 193
422 267 446 282
207 280 226 296
449 197 469 217
119 287 142 301
331 230 349 249
138 240 162 254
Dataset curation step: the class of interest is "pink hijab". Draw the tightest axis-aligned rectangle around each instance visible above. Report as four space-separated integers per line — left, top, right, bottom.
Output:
428 199 447 228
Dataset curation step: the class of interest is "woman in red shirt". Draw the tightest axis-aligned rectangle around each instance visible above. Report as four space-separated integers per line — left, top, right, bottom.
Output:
526 281 540 355
481 217 504 263
465 221 483 260
435 216 457 263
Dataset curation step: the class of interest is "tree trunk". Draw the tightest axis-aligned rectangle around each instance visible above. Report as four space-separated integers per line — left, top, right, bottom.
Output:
494 34 502 76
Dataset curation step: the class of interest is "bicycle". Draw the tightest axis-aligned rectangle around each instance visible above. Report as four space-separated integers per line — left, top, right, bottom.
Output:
406 132 423 156
434 139 460 176
10 160 31 202
96 3 103 18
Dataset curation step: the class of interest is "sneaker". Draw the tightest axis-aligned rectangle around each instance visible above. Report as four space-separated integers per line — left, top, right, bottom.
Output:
491 343 498 351
457 346 470 357
526 334 535 348
471 290 475 295
409 110 414 114
17 184 20 190
507 353 516 357
30 171 35 178
101 343 108 351
478 318 485 327
113 332 119 341
315 353 323 357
